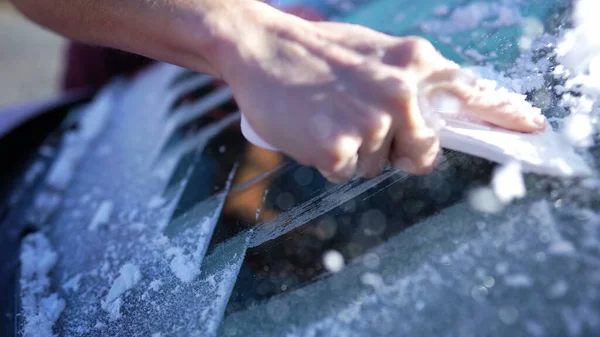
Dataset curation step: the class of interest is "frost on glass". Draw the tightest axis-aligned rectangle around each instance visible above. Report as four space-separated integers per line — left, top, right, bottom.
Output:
14 0 600 337
19 233 65 337
17 65 250 336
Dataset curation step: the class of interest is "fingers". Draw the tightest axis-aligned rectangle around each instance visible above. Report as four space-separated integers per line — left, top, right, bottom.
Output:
467 101 547 133
312 95 395 183
385 37 547 133
336 66 442 178
319 154 358 184
390 124 441 175
391 130 440 175
283 30 545 183
422 68 547 133
354 118 393 179
316 120 388 183
432 83 546 133
356 133 392 178
313 129 362 184
338 97 392 178
388 80 441 175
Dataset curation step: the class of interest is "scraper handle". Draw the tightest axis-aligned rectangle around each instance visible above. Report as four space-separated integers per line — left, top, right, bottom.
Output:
240 113 279 151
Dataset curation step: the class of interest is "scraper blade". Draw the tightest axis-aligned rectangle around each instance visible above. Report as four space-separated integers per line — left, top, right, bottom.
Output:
241 112 591 177
439 118 592 176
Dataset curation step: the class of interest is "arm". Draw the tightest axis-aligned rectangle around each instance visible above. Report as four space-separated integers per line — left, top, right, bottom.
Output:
10 0 275 78
10 0 546 183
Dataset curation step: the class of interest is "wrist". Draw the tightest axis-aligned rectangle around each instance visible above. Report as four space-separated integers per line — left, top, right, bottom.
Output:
199 1 305 82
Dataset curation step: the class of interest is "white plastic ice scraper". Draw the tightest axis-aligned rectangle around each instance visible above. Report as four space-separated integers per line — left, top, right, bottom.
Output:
240 72 592 177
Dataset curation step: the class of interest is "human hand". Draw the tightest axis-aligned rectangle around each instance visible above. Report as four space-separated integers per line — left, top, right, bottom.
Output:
214 3 546 183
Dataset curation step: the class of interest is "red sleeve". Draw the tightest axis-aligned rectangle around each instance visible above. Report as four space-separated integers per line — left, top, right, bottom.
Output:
62 42 155 92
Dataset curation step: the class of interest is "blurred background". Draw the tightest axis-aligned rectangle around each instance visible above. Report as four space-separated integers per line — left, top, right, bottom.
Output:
0 0 65 109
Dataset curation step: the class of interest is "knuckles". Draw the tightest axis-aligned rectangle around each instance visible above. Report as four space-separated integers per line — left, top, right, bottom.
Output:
401 36 437 65
359 112 392 146
386 36 439 71
289 34 447 178
312 133 358 173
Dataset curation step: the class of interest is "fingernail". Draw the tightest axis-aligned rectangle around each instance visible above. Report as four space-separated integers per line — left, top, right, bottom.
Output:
532 115 546 128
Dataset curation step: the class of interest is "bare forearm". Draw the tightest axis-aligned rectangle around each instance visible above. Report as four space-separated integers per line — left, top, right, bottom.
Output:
8 0 549 184
10 0 277 77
